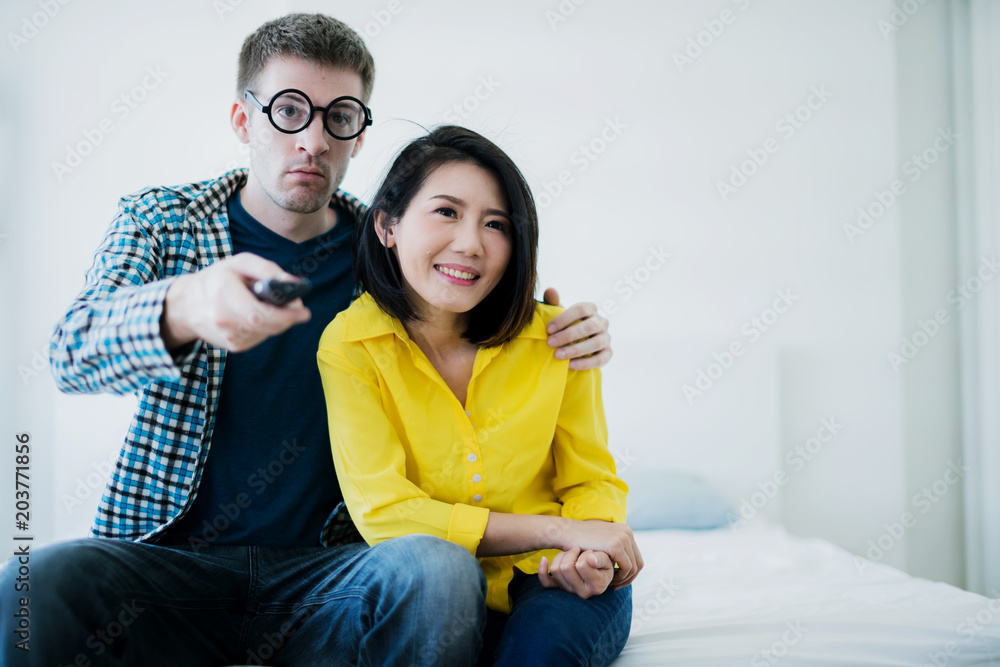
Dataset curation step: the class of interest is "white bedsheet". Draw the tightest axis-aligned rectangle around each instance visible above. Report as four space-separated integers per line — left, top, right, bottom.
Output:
614 522 1000 666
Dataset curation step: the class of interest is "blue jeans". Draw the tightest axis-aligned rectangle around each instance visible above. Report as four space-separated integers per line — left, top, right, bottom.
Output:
0 534 485 666
478 570 632 666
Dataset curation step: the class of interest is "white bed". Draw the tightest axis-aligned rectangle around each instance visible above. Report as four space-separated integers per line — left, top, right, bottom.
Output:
615 521 1000 666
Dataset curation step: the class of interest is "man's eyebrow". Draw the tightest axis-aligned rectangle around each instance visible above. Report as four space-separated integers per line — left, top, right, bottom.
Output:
429 194 510 219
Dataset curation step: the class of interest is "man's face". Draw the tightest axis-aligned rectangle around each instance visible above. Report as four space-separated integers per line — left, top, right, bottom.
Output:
237 56 367 214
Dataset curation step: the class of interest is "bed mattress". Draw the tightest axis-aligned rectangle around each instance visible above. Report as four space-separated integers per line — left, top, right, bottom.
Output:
615 522 1000 666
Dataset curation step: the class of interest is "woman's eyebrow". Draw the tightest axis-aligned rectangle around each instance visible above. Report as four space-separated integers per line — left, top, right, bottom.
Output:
429 194 510 220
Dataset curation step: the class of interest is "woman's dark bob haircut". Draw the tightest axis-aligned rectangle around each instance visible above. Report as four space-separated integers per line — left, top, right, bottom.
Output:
354 125 539 348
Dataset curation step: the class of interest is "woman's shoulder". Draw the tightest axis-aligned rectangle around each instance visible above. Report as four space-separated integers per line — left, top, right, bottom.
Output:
514 301 565 341
318 292 399 351
496 302 571 375
501 302 566 364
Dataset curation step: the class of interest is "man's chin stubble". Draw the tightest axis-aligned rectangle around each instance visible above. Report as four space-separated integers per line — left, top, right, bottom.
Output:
270 180 335 214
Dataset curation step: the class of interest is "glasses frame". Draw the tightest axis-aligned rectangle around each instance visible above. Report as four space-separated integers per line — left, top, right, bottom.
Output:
244 88 373 140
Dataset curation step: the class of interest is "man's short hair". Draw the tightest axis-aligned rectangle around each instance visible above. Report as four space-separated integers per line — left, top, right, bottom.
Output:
237 13 376 103
355 125 540 349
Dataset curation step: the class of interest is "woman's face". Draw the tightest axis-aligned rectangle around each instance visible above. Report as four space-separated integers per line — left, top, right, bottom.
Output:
377 161 513 322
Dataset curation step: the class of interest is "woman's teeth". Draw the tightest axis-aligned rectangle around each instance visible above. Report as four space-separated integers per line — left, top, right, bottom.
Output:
436 266 478 281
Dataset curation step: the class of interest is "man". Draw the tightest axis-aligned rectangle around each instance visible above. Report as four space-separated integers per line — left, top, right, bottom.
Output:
0 13 613 666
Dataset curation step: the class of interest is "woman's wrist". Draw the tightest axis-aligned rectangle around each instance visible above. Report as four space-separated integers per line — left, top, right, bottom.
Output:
478 513 574 557
537 515 572 552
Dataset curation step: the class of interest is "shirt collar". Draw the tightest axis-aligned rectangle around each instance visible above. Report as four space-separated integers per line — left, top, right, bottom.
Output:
186 168 247 221
342 292 411 343
342 292 549 343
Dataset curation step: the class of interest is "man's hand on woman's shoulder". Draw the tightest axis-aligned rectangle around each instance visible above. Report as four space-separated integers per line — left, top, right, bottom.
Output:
542 287 612 371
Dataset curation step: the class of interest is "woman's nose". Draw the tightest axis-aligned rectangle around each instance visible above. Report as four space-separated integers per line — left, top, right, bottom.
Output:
451 219 484 255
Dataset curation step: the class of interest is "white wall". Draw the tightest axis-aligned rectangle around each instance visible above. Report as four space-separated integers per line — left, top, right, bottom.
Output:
0 0 973 588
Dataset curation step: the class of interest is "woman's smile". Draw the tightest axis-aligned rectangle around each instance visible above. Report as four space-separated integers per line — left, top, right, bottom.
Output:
434 264 481 285
379 161 513 320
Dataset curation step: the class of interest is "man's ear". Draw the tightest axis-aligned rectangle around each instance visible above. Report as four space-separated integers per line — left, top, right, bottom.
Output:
351 128 367 158
231 98 251 144
373 209 396 248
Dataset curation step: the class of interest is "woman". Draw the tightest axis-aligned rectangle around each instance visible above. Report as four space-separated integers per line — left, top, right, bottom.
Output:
317 126 642 665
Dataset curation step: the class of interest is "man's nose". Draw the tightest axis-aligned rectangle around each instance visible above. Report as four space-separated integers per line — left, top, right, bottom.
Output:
295 114 329 156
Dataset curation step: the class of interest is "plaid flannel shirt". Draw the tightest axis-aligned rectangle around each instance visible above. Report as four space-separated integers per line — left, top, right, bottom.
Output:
49 168 366 545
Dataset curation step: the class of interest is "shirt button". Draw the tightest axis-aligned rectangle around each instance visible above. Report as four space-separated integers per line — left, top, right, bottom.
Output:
472 474 482 483
473 494 483 502
468 453 477 462
465 410 472 417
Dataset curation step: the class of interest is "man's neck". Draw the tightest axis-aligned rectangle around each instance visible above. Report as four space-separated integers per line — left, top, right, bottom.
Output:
238 177 338 244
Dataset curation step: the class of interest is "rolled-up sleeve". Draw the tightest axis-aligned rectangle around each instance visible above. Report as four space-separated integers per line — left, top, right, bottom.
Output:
318 337 490 555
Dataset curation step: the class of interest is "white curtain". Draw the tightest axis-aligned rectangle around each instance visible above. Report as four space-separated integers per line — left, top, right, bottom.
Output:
953 0 1000 598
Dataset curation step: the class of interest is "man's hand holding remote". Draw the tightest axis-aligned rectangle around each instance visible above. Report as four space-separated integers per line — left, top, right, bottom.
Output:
161 252 311 353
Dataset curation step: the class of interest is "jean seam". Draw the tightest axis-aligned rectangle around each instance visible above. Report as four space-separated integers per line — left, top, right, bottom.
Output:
255 587 380 615
582 590 631 667
236 546 257 661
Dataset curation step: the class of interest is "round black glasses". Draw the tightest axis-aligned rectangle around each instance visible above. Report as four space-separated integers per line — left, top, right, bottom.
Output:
244 89 373 140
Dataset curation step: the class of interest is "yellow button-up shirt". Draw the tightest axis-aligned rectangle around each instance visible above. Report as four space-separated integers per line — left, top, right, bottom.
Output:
317 292 627 612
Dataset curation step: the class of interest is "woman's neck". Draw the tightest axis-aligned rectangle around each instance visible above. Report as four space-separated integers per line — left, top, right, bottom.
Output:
404 312 474 359
404 311 478 406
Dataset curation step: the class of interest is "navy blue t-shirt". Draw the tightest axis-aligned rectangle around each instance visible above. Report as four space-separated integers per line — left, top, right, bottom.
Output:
160 188 356 547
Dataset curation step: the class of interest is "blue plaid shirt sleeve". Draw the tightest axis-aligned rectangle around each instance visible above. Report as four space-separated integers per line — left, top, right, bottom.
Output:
47 168 371 544
49 194 191 396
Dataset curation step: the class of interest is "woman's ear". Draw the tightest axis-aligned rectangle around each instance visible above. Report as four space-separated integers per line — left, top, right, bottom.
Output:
373 209 396 248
